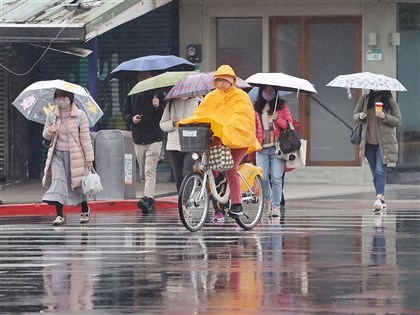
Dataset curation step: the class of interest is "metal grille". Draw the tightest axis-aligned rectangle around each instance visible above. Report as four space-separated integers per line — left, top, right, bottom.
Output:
0 47 9 178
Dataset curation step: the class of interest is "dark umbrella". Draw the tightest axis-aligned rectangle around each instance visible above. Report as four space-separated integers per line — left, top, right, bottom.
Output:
110 55 196 80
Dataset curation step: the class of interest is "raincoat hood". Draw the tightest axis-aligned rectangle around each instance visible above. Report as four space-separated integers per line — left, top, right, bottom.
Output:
213 65 237 89
179 65 260 154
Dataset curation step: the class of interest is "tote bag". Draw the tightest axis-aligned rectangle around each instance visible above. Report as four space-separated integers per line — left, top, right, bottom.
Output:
285 139 307 168
208 144 234 171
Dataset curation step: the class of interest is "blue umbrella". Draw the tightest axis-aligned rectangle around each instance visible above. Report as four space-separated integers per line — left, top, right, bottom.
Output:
111 55 196 80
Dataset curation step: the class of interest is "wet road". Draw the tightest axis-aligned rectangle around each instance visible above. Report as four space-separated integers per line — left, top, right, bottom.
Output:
1 204 419 314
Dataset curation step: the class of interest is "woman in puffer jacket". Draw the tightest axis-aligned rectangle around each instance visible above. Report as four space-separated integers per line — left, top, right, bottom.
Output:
42 89 94 226
353 90 402 211
254 85 293 218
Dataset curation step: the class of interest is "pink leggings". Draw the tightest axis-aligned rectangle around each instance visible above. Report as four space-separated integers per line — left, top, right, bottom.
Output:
223 148 247 204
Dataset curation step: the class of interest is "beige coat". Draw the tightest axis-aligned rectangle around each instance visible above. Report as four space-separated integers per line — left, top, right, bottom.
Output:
353 94 402 164
42 104 94 189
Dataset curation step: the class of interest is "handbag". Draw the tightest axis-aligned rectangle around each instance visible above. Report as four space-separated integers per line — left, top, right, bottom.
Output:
278 122 301 154
350 122 362 145
286 139 307 168
208 144 234 171
82 167 103 195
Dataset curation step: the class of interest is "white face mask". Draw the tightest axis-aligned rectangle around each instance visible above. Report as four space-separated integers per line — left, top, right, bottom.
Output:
56 98 71 109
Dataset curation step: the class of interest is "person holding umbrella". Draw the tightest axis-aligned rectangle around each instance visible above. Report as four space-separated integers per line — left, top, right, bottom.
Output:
122 71 165 214
42 89 94 225
353 90 402 211
159 96 201 192
179 65 260 222
253 85 294 217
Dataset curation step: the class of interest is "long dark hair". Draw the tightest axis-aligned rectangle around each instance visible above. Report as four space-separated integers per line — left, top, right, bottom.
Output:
367 90 393 111
254 86 285 114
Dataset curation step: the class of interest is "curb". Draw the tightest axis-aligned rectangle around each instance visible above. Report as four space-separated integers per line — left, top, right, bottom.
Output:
0 197 178 216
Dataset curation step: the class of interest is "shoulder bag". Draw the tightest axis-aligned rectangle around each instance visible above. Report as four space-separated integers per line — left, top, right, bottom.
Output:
278 121 301 154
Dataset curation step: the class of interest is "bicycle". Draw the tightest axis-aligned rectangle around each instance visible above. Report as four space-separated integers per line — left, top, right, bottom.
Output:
177 124 265 232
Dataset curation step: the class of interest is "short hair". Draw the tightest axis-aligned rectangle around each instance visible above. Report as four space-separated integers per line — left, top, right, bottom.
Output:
54 89 74 104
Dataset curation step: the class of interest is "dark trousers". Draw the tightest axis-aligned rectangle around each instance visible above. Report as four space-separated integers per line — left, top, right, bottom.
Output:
167 151 195 192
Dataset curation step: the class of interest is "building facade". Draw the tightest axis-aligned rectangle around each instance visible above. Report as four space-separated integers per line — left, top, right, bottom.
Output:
178 0 419 184
1 0 419 184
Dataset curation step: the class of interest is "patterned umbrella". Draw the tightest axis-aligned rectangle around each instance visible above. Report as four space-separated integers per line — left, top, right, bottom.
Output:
165 71 251 100
327 72 407 98
12 80 103 127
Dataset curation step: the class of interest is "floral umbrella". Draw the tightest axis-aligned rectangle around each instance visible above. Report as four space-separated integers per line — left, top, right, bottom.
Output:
12 80 103 127
165 71 251 100
326 72 407 99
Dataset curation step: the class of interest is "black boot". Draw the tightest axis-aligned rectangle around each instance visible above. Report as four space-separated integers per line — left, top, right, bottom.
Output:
137 197 155 214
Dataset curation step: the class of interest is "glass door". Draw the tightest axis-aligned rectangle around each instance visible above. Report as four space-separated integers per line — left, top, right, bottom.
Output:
270 17 361 166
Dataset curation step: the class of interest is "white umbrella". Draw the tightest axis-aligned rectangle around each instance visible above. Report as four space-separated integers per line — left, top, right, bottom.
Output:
245 72 317 94
326 72 407 99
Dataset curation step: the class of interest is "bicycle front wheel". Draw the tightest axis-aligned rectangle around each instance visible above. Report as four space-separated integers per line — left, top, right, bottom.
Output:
178 172 210 232
235 175 264 230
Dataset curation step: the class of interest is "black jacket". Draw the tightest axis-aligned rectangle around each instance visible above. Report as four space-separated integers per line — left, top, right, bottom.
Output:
122 93 165 145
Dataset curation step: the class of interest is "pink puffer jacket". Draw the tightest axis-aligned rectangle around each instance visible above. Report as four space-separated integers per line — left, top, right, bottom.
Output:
42 104 94 189
254 103 293 147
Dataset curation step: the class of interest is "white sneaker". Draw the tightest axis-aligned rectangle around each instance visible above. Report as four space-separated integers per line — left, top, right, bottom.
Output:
373 199 387 212
80 207 91 223
52 216 65 226
271 206 280 217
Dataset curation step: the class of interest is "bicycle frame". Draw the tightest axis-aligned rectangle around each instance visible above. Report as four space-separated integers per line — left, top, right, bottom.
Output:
191 152 263 205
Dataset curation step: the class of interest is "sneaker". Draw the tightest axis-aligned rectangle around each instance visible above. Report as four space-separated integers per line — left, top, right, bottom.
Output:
213 211 225 223
373 199 387 212
52 216 64 226
137 197 156 214
229 204 243 216
80 207 91 223
271 206 280 217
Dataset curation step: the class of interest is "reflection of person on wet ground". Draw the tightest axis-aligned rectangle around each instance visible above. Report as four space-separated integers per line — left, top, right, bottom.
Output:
42 231 96 311
371 213 386 266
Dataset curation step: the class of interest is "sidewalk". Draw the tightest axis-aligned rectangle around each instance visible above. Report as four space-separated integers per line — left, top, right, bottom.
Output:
1 179 418 216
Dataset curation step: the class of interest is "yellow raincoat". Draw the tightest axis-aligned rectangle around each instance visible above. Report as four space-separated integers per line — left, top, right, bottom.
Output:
179 65 261 154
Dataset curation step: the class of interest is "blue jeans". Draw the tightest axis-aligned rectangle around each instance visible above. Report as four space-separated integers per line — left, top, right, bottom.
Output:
256 146 285 207
365 143 387 196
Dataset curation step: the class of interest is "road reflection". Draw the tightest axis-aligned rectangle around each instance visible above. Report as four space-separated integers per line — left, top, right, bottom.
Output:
0 208 418 313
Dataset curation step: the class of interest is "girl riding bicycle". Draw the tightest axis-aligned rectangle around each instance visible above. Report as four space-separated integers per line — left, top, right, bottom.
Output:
179 65 261 222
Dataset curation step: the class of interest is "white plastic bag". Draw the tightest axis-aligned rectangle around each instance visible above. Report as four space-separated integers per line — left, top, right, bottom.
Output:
82 167 103 195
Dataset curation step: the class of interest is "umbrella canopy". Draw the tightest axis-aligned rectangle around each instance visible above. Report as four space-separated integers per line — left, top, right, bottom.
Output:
12 80 103 127
127 71 196 96
111 55 196 80
245 72 317 94
165 71 251 100
326 72 407 98
247 86 292 103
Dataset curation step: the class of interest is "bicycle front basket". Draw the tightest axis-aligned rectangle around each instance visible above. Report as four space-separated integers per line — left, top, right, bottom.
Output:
178 123 211 152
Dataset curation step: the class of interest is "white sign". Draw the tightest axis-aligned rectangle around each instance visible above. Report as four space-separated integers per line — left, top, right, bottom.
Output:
366 49 382 61
124 154 132 184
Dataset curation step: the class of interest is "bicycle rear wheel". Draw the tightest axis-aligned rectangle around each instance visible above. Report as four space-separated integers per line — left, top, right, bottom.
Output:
235 175 264 230
178 172 209 232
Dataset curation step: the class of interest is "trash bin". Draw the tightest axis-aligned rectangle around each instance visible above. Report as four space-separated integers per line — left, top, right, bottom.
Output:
94 130 135 200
